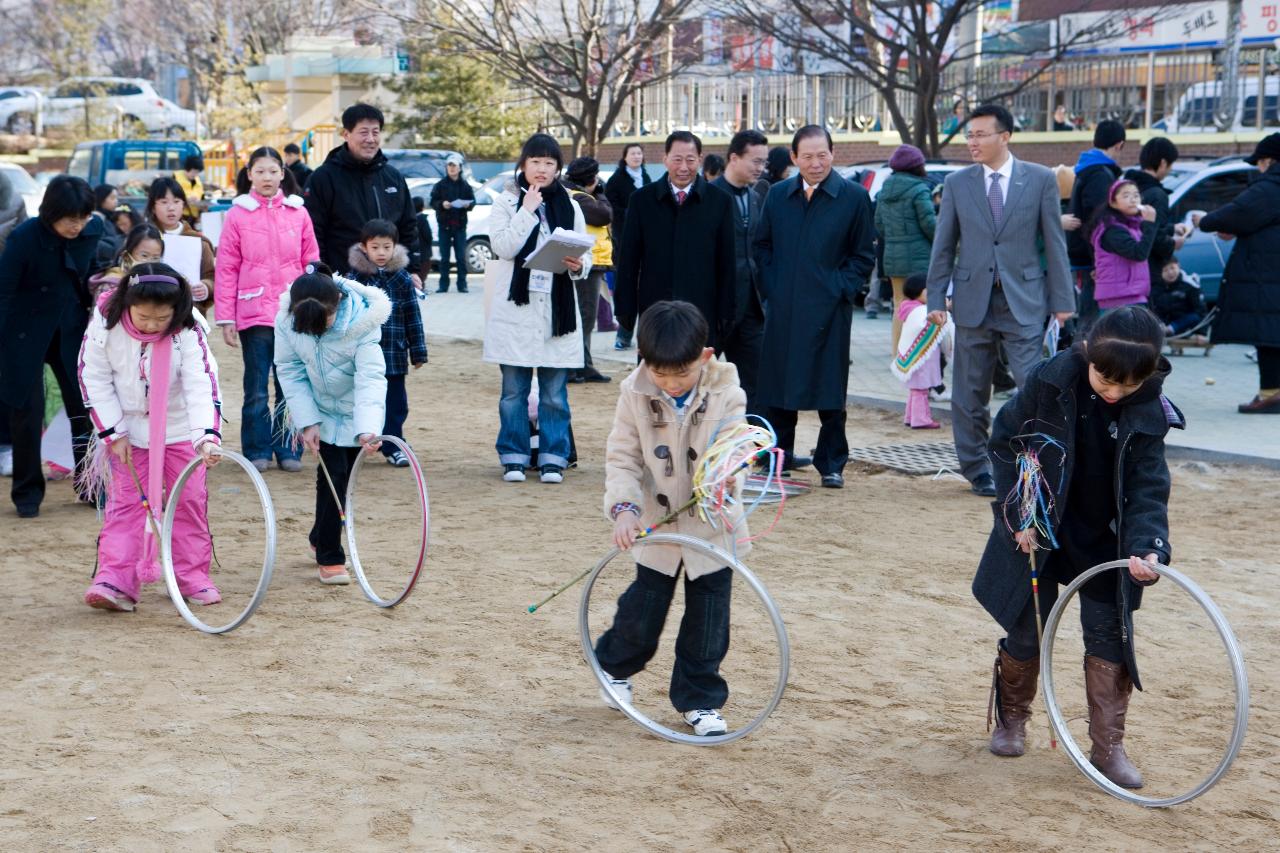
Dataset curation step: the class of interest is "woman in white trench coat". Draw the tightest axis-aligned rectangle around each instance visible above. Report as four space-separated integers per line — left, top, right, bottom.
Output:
483 133 593 484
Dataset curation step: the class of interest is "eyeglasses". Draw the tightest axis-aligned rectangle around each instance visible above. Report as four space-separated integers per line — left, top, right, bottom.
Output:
965 131 1006 141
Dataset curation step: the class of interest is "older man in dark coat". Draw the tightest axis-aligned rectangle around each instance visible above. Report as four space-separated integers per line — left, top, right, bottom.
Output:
614 130 737 350
753 126 876 488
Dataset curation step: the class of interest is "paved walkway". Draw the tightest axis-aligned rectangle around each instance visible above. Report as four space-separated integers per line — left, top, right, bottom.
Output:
419 276 1280 466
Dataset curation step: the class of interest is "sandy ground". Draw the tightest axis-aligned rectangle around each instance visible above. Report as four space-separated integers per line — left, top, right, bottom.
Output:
1 337 1277 852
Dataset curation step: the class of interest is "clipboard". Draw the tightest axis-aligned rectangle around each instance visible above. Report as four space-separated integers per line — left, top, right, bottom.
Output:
163 233 204 289
522 227 595 274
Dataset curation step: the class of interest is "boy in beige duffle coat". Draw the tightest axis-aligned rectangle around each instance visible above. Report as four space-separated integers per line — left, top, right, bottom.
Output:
594 300 751 737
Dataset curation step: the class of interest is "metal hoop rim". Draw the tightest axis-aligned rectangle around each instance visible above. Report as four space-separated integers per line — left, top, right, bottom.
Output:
161 447 277 635
1041 559 1249 808
578 532 790 746
344 434 430 608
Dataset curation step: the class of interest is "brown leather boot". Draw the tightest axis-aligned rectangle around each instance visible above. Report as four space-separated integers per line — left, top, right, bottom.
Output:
1084 656 1144 789
987 643 1040 757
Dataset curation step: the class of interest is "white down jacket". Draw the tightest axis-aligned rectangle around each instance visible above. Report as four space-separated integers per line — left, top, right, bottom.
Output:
77 308 223 448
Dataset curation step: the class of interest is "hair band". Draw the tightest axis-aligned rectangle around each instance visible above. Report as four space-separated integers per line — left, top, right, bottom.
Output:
133 274 181 287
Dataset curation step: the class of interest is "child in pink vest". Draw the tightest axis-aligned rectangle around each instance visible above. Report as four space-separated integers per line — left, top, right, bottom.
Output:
1090 179 1157 310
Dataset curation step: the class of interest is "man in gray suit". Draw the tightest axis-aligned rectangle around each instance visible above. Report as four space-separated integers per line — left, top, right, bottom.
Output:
926 103 1075 497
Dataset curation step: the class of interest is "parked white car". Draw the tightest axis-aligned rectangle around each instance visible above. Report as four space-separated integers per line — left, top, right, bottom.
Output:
0 162 42 218
42 77 198 136
1164 79 1280 133
0 87 47 135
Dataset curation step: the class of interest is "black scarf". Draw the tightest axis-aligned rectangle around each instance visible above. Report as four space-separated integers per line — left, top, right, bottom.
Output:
508 174 578 337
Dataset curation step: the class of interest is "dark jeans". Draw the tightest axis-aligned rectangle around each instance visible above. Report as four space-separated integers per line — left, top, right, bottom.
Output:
576 271 602 369
310 442 361 565
1075 269 1100 338
438 227 467 291
1167 312 1204 335
767 406 848 475
9 328 90 512
595 563 733 712
1004 541 1124 664
239 326 298 464
1257 345 1280 389
381 374 408 457
721 309 764 418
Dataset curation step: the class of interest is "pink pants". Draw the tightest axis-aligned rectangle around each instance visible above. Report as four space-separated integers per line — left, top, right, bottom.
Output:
94 443 213 602
904 388 939 429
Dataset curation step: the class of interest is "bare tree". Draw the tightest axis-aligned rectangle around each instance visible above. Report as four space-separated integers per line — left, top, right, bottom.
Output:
729 1 1182 156
377 0 701 156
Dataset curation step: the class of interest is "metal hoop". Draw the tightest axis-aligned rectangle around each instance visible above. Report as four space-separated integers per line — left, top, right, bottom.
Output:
1041 559 1249 807
578 533 790 746
161 448 277 634
344 435 430 608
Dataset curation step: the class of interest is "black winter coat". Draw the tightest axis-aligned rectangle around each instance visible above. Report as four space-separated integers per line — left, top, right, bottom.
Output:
752 172 875 411
304 145 420 273
605 167 651 245
614 174 737 349
1150 272 1206 323
974 349 1183 687
1198 164 1280 346
0 216 103 407
415 213 433 265
1068 161 1122 266
429 176 475 231
1124 169 1176 270
711 175 765 325
288 159 312 190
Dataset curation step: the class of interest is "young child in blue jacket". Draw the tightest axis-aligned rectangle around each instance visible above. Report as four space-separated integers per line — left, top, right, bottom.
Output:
346 218 427 467
275 262 389 585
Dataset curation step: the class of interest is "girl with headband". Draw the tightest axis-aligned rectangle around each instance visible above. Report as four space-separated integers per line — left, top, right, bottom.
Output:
77 262 224 612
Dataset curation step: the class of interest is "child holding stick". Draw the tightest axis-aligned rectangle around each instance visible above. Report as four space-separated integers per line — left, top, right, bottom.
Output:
77 262 223 612
594 300 750 737
976 305 1181 789
274 262 388 585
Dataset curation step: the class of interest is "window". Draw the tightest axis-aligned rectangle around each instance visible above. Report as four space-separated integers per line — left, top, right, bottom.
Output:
67 148 93 180
1173 170 1253 221
110 83 143 97
0 91 17 101
1177 96 1216 128
1241 95 1280 128
54 83 85 99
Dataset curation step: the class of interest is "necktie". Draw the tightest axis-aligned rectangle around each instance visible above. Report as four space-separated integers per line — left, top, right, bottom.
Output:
988 172 1004 227
805 184 815 202
735 188 749 225
675 190 687 206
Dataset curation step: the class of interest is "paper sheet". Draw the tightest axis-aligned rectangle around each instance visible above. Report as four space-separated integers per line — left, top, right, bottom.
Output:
163 234 204 290
522 228 595 274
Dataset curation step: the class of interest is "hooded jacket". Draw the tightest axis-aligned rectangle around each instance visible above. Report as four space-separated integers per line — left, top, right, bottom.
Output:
214 190 319 331
345 243 427 375
873 171 937 277
1068 150 1122 266
604 359 750 579
273 276 390 446
304 145 420 273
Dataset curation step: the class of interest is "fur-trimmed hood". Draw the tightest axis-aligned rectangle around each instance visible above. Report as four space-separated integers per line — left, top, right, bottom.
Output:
275 273 392 342
346 243 409 275
232 190 305 211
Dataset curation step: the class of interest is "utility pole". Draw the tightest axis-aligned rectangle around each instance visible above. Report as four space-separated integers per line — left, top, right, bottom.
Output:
1218 0 1243 131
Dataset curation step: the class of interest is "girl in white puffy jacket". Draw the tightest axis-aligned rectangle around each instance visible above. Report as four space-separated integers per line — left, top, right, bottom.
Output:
77 262 223 613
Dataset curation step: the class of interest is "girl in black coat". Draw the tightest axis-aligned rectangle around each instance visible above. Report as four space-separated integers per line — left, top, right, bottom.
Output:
977 306 1183 790
0 176 101 517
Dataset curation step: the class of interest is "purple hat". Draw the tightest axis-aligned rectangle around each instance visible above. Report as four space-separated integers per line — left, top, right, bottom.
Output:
888 144 926 172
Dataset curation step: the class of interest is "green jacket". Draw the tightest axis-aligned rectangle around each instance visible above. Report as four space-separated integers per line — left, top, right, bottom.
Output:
873 172 937 278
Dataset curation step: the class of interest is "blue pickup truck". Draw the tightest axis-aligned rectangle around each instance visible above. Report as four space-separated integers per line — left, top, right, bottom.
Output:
64 139 203 205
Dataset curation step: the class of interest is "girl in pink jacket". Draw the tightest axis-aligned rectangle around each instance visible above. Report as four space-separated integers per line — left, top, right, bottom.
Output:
214 147 318 472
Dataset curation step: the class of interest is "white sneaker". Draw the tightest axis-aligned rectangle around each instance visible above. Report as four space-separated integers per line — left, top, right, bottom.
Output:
599 676 633 710
683 709 728 736
0 445 11 477
502 464 526 482
540 465 564 484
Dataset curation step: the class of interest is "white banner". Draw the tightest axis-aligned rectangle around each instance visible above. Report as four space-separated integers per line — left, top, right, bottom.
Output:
1060 1 1280 54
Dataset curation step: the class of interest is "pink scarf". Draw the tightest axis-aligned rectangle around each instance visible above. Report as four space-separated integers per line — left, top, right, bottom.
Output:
110 285 175 583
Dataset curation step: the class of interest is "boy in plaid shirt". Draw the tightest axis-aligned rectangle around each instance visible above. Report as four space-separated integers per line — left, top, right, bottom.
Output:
345 218 427 466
